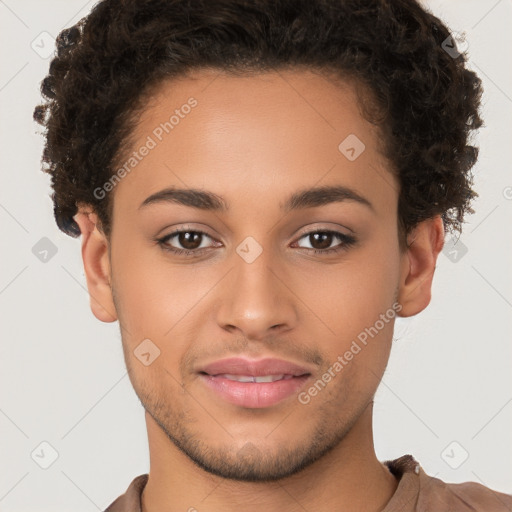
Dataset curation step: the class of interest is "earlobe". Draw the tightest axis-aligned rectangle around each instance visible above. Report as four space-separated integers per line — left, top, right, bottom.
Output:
73 207 117 323
397 216 445 318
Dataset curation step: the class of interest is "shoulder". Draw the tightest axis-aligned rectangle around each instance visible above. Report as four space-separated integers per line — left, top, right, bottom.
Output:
435 478 512 512
104 474 149 512
383 454 512 512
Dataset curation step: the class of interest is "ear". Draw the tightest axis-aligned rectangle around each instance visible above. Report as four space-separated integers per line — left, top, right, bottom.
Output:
397 215 445 318
73 206 117 323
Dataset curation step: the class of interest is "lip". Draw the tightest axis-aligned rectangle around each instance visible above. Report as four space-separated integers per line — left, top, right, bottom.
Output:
198 357 313 409
199 357 313 377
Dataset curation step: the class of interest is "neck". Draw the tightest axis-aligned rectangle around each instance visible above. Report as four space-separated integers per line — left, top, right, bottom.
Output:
141 402 397 512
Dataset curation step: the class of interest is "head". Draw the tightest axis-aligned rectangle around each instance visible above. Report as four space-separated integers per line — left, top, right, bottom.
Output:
34 0 482 482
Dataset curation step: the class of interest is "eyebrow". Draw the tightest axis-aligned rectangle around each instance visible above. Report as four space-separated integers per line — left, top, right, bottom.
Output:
139 185 374 213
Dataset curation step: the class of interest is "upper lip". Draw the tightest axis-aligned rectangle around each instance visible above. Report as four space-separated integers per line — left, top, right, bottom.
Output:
199 357 313 377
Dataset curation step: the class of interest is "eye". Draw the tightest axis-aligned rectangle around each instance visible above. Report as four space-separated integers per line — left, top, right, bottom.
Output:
156 227 217 256
155 227 357 257
293 230 357 254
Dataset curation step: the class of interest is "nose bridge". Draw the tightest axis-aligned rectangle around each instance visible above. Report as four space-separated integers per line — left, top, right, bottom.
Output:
233 234 281 307
216 234 298 336
234 236 277 295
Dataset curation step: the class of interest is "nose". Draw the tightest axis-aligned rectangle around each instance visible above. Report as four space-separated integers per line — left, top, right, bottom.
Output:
215 242 299 341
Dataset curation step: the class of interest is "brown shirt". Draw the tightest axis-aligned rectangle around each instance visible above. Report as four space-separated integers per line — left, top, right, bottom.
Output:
104 454 512 511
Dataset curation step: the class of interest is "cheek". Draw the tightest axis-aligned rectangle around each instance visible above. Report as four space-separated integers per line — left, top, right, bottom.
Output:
112 221 400 351
111 242 219 346
305 229 400 382
308 244 400 340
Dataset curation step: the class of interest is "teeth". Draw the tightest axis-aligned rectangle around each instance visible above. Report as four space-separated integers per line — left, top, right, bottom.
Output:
218 374 289 383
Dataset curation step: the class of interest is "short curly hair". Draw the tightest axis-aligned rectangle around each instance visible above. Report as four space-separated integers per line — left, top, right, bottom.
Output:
33 0 483 249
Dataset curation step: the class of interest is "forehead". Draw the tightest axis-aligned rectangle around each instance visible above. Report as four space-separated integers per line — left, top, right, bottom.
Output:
111 68 397 216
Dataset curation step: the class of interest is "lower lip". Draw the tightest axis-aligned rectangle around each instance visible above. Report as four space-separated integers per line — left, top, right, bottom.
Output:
199 374 310 408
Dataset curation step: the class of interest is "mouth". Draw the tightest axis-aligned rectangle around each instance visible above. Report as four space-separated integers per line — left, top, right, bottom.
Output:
198 373 311 409
197 357 313 408
208 373 297 383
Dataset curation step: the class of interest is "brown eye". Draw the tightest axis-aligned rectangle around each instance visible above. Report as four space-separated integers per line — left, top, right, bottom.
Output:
295 230 356 253
175 231 203 250
307 232 335 250
156 228 356 258
157 229 215 255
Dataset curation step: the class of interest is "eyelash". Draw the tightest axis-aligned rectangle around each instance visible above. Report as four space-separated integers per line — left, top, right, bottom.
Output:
155 227 357 258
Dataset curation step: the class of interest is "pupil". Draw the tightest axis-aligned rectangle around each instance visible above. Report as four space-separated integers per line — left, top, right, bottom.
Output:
180 232 201 250
312 232 332 249
176 232 334 251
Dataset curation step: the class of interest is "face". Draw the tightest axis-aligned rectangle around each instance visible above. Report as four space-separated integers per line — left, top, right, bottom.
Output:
82 68 438 482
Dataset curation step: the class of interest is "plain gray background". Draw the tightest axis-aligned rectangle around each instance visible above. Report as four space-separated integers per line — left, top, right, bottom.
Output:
1 0 511 510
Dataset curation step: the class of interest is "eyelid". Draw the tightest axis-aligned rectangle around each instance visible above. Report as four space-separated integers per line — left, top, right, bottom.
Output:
161 226 218 245
156 224 356 257
294 223 354 238
158 223 353 245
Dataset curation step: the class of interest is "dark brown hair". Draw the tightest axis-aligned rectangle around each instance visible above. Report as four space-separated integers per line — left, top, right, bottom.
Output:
33 0 483 248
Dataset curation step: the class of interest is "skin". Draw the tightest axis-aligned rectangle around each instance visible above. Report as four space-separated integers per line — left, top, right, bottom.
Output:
73 68 444 511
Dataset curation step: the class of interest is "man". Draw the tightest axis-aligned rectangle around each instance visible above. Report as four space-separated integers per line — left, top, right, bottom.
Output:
33 0 512 510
